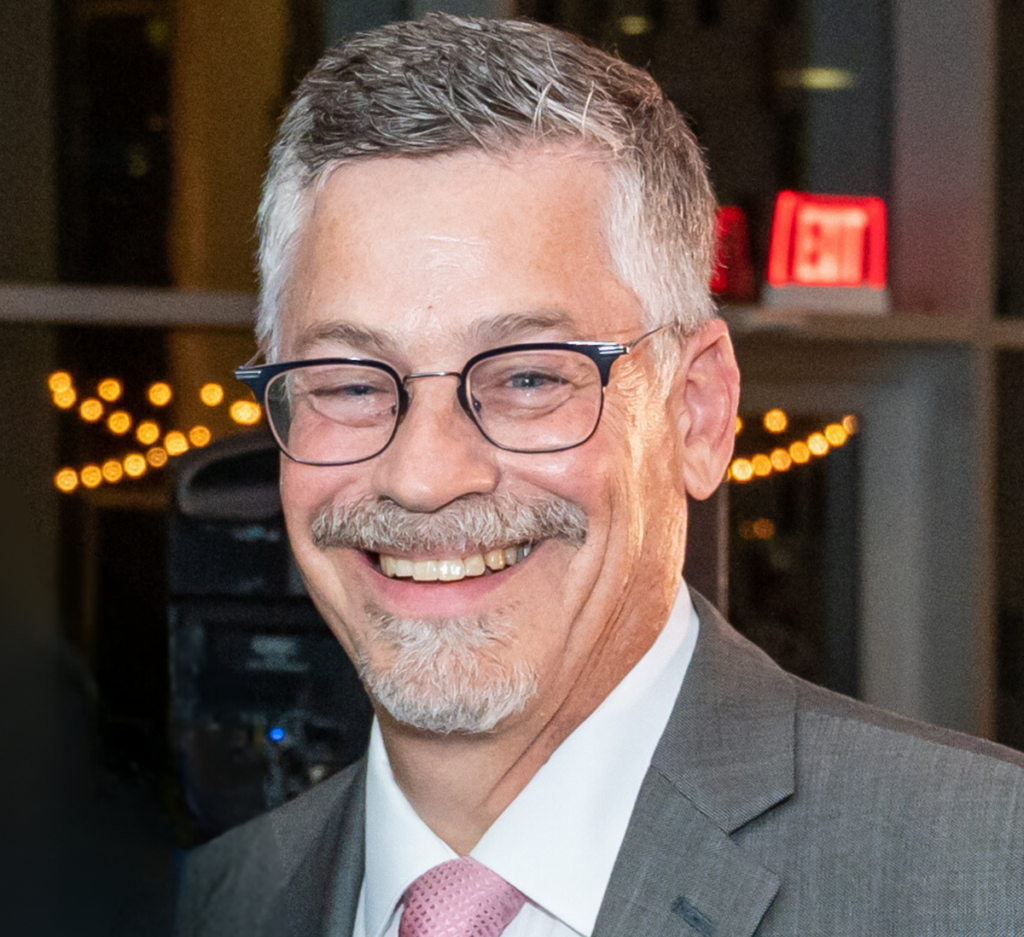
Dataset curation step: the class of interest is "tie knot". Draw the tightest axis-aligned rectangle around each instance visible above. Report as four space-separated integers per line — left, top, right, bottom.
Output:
399 857 527 937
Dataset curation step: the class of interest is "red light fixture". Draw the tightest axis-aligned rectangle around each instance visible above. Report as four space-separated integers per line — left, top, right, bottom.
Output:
766 191 888 312
711 206 755 302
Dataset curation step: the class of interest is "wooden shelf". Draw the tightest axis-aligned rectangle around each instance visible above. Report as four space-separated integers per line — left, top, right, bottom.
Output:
723 306 1024 350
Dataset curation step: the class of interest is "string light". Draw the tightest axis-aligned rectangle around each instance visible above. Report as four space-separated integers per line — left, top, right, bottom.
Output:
824 423 848 447
229 400 262 425
102 459 124 483
80 465 102 488
55 468 78 493
842 414 858 435
79 398 103 422
200 383 224 406
735 416 743 435
731 458 754 483
48 372 72 394
146 447 168 468
751 454 772 477
136 420 160 445
53 387 76 409
164 431 189 456
789 440 811 464
97 379 122 402
123 453 147 478
807 432 829 456
763 408 788 433
107 410 132 435
770 448 792 471
189 425 211 447
148 382 172 406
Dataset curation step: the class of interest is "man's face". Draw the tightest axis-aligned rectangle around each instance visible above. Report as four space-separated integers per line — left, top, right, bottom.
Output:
277 149 694 738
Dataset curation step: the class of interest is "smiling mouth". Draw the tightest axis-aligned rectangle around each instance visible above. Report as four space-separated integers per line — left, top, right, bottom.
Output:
373 542 533 582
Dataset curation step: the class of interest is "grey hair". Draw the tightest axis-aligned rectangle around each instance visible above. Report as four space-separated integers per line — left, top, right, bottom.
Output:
256 13 718 361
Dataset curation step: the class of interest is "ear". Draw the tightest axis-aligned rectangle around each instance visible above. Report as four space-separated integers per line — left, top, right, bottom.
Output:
667 319 740 500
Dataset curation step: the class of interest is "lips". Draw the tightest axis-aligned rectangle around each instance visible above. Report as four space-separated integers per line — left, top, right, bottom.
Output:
376 542 533 582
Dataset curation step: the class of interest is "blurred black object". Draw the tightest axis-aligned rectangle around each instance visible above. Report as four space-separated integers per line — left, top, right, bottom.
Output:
169 431 372 840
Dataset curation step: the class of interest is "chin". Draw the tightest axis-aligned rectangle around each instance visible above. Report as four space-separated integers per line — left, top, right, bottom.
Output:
354 604 539 735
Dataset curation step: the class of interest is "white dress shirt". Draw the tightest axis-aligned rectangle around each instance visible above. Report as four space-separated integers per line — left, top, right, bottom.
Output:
353 584 699 937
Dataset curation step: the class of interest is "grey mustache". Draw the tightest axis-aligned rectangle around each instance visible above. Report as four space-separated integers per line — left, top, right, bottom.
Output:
311 493 588 554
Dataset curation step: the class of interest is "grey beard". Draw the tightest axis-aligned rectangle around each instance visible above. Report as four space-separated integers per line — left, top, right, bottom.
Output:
310 493 582 733
310 492 587 555
357 605 538 734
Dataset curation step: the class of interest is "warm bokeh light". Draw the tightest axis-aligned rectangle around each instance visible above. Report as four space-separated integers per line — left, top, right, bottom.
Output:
618 13 654 35
770 448 792 471
763 408 788 433
752 518 776 540
107 410 131 435
102 459 124 483
229 399 262 425
146 446 168 467
123 453 147 477
751 454 773 477
54 468 78 493
53 387 77 409
79 398 103 422
200 383 224 406
789 440 811 464
97 378 122 402
189 425 212 447
731 458 754 482
80 465 102 488
48 372 72 394
842 414 858 435
735 416 743 435
136 420 160 445
165 431 189 456
148 382 172 406
824 423 848 447
807 432 830 456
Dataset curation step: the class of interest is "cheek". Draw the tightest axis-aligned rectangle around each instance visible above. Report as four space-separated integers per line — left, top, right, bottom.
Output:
281 460 358 521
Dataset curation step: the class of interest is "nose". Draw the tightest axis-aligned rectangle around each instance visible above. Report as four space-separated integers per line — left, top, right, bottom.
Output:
370 374 500 512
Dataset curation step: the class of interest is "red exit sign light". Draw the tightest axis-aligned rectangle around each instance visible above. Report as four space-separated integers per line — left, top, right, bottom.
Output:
766 191 889 313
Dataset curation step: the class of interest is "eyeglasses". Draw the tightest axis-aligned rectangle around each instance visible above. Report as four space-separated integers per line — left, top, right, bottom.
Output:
234 327 666 466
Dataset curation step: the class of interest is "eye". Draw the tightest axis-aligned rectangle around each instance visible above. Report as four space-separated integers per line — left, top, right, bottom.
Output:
507 370 565 390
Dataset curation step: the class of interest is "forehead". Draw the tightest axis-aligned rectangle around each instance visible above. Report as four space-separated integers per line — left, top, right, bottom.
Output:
279 149 646 361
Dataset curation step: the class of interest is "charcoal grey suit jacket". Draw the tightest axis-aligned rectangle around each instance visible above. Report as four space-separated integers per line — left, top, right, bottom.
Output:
176 592 1024 936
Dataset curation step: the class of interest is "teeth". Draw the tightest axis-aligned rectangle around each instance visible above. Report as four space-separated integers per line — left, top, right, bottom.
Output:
484 549 506 571
378 543 533 581
438 559 465 581
412 560 439 581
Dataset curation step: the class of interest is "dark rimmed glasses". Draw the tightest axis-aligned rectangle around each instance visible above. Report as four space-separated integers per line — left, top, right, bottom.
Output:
234 327 666 466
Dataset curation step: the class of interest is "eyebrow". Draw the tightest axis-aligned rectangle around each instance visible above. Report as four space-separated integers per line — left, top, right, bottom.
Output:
294 309 582 360
294 321 402 359
465 309 582 345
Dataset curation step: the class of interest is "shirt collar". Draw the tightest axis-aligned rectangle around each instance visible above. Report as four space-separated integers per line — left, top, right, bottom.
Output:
362 585 699 937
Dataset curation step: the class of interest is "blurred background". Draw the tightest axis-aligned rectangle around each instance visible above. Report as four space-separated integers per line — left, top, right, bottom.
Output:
1 0 1023 933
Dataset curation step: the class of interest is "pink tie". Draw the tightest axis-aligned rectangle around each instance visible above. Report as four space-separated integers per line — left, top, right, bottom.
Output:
399 857 527 937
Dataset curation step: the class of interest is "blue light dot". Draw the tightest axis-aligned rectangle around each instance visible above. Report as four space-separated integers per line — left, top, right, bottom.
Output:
269 727 285 742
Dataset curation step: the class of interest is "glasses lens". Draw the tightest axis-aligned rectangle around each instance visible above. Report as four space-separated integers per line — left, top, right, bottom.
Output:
466 349 603 452
265 363 399 464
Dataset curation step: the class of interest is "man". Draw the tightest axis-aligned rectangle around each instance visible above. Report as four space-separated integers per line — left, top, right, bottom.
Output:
177 14 1024 937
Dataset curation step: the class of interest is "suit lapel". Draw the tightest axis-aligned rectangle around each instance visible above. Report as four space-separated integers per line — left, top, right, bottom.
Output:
593 591 794 937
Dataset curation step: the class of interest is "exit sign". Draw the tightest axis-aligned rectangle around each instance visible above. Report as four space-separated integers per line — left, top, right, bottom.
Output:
765 191 889 313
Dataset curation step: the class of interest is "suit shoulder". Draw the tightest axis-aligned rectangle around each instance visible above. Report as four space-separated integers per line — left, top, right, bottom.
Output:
175 760 365 937
793 676 1024 773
